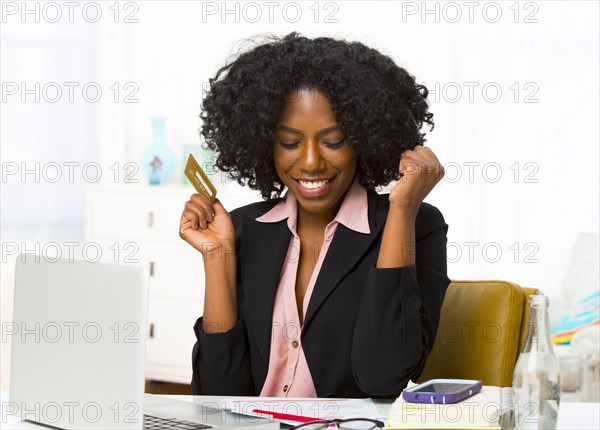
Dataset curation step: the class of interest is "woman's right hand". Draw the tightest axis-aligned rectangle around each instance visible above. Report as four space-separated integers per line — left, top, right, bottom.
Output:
180 195 238 332
179 195 235 256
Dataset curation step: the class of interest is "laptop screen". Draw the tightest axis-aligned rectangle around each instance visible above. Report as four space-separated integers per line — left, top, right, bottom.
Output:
8 254 149 429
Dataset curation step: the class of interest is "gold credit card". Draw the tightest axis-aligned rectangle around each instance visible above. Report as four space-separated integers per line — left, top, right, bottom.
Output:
185 153 217 203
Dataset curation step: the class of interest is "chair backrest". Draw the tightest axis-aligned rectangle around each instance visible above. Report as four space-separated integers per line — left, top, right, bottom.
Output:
417 280 538 387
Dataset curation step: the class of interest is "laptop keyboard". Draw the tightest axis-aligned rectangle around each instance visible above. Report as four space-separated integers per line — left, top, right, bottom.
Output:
144 414 212 429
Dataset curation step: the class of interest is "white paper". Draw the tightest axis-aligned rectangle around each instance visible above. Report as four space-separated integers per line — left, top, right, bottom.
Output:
224 397 385 426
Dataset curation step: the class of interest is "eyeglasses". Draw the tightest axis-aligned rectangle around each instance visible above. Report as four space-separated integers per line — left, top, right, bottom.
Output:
289 418 384 430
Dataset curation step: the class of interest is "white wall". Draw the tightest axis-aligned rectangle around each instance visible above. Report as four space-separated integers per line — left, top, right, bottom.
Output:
1 1 598 320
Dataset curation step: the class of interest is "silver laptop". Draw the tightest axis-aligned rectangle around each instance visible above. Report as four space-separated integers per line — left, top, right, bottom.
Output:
7 254 277 429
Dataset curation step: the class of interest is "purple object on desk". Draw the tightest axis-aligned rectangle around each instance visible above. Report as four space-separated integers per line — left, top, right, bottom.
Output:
402 378 483 404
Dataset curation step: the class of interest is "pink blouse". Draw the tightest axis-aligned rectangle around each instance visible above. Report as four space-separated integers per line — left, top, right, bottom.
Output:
255 177 370 397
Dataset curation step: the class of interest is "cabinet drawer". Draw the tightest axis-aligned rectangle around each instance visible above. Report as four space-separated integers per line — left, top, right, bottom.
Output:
87 239 205 300
88 191 188 241
88 187 262 241
138 241 205 300
146 298 202 383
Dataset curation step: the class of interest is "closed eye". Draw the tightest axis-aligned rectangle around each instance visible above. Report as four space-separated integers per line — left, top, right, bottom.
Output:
277 139 347 149
279 141 300 149
323 139 347 148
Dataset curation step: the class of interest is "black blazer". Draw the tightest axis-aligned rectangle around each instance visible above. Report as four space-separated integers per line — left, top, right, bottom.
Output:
191 190 450 398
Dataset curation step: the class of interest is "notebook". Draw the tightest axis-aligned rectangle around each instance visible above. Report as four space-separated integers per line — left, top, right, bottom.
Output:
387 385 511 429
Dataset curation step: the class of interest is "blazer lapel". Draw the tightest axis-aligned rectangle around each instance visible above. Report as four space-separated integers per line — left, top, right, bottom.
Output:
240 215 291 363
303 192 388 329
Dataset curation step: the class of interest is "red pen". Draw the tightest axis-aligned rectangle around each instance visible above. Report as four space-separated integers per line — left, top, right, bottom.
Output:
252 408 320 423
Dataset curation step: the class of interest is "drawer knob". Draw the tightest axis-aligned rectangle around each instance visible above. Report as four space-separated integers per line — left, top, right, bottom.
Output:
149 261 155 277
148 212 154 227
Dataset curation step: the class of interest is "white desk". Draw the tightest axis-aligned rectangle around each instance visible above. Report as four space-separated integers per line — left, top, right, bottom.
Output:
2 392 599 429
373 400 599 430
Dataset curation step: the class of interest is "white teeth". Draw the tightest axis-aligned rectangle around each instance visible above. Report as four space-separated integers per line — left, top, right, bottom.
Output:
298 179 329 189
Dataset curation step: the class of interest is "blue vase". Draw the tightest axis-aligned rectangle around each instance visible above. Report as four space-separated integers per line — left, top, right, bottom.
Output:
141 117 175 185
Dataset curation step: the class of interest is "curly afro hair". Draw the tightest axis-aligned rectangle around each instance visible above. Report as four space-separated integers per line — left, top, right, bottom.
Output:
200 32 434 200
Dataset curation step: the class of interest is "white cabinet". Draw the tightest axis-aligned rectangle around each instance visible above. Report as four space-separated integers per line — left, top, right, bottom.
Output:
85 183 261 383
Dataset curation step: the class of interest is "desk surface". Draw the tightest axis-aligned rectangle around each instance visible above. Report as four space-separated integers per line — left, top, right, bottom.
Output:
2 392 599 429
174 398 600 430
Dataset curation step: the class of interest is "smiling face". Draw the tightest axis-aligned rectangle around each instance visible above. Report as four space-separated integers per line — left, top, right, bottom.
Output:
273 88 358 222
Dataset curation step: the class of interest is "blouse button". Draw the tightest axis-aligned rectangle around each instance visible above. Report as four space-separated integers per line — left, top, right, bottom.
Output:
283 385 289 393
292 340 299 348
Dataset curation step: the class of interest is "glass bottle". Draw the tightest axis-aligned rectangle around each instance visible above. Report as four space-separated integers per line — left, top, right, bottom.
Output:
512 291 561 429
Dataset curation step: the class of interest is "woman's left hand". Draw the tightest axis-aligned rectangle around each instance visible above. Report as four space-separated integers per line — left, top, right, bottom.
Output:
388 145 444 216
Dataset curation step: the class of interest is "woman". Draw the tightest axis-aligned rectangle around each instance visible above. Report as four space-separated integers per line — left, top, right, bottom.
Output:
180 32 449 398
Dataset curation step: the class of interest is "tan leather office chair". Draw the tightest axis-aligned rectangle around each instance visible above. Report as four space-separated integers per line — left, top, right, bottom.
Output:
417 280 538 387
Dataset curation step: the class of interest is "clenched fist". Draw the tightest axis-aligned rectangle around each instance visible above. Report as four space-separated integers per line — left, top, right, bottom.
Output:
388 146 444 215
